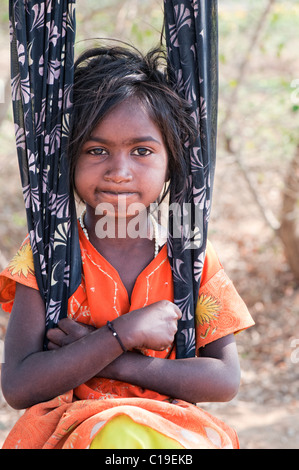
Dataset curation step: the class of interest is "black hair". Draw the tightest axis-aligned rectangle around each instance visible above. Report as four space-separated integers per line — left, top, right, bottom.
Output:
68 44 198 201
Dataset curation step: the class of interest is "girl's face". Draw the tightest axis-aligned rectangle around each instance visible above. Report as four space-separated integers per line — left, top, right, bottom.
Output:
75 97 169 219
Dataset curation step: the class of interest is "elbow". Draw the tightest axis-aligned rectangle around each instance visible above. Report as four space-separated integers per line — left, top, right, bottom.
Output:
3 397 25 411
1 385 24 411
190 365 241 404
2 389 30 411
219 367 241 402
1 372 28 410
220 381 239 403
201 363 241 404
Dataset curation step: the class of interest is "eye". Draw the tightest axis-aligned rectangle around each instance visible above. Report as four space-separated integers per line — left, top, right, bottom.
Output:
132 147 152 157
88 147 108 156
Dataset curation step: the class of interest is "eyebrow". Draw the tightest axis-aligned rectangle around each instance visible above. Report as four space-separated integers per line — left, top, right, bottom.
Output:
87 135 162 146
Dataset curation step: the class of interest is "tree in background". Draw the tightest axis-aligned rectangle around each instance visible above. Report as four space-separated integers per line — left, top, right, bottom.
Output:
0 0 299 283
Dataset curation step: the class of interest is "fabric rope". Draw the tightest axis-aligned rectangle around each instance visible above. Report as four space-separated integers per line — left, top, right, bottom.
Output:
164 0 218 358
9 0 218 358
9 0 81 333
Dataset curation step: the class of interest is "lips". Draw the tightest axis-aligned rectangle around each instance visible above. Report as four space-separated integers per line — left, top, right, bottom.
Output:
96 190 139 202
102 190 135 194
101 190 137 196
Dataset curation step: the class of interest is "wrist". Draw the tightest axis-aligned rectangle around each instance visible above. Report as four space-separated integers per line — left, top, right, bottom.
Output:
106 321 127 353
113 310 142 351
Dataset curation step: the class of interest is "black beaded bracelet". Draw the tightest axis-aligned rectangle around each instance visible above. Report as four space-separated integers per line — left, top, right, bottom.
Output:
107 321 127 353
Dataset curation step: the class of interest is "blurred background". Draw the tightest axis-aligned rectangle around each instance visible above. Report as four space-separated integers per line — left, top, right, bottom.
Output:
0 0 298 448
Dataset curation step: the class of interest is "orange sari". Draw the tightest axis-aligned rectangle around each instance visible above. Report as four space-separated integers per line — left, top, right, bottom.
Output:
0 224 254 449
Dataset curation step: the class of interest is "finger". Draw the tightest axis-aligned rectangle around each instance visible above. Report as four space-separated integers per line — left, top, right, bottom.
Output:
58 318 94 336
47 341 60 350
57 317 78 334
76 322 97 334
46 327 67 346
174 305 182 319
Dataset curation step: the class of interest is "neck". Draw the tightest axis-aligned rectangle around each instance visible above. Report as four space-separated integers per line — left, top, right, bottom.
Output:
79 206 159 257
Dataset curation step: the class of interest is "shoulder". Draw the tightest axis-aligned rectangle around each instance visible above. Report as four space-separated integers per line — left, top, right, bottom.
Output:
201 240 223 287
196 240 255 350
7 235 35 279
0 235 38 311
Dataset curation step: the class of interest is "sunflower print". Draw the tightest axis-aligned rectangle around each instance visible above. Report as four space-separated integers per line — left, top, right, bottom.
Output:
195 293 220 326
8 241 35 278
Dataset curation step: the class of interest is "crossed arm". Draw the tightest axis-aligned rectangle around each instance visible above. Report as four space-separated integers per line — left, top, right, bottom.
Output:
1 283 241 410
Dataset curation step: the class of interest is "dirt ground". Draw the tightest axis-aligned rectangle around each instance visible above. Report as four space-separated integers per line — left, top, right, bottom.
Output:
0 8 298 447
0 155 298 449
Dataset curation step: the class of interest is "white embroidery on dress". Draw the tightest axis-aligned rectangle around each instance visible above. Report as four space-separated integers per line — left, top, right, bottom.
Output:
84 251 120 317
143 256 168 307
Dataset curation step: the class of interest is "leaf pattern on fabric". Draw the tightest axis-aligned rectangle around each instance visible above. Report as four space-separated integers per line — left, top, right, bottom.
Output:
9 1 81 334
10 1 218 359
164 0 218 358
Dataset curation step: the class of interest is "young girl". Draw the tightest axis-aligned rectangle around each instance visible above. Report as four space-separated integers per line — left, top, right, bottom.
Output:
0 46 254 449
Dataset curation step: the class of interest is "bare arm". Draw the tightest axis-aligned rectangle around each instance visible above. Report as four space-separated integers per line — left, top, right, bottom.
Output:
1 284 130 409
46 314 241 404
98 334 241 404
1 283 181 409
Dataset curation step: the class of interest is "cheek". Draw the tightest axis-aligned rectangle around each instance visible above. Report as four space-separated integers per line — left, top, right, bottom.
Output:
160 148 169 181
73 160 88 199
73 165 81 194
163 155 170 183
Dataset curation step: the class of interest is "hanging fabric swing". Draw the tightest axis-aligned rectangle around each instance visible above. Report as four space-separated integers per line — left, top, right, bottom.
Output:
9 0 218 359
164 0 218 358
9 0 81 332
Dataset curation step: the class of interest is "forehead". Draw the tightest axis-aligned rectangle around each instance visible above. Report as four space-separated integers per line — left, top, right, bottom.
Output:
90 96 164 141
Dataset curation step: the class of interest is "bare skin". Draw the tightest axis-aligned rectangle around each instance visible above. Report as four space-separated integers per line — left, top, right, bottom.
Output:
1 98 241 409
47 316 241 404
1 282 240 410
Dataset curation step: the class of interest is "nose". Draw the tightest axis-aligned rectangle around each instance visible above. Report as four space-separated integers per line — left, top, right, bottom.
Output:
104 154 133 184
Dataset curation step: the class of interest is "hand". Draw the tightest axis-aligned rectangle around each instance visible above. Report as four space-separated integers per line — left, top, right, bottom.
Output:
46 318 96 350
126 300 182 351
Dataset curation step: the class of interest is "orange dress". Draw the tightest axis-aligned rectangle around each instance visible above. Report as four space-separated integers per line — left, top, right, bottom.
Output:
0 224 254 449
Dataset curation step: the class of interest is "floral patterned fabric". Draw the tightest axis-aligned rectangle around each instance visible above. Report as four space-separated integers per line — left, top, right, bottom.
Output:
2 391 240 449
9 0 81 331
164 0 219 358
0 225 254 355
0 227 254 449
9 1 219 358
